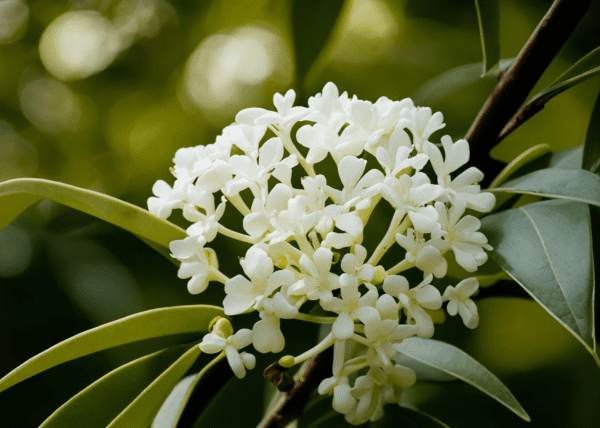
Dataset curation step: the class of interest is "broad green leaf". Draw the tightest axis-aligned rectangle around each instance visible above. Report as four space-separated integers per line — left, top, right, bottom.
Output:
371 405 451 428
528 46 600 104
151 354 225 428
474 0 500 76
413 59 513 105
0 178 186 249
394 337 529 421
0 305 223 393
583 91 600 174
489 144 552 188
108 344 202 428
480 199 598 366
40 343 193 428
489 168 600 208
291 0 345 90
394 352 456 383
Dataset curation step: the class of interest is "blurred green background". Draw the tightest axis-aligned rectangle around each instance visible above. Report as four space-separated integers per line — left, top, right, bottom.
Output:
1 0 599 426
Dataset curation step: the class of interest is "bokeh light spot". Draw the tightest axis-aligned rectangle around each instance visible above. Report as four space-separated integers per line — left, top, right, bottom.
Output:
39 11 121 81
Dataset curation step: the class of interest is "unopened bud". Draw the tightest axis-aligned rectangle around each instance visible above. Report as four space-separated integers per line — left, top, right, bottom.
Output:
279 355 295 368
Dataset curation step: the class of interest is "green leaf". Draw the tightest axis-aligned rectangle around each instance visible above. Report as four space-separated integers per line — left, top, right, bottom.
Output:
151 354 225 428
394 337 530 421
108 344 202 428
394 352 456 383
489 144 552 189
371 405 451 428
583 91 600 174
413 59 513 105
474 0 500 76
480 199 598 366
0 305 223 393
291 0 345 90
528 46 600 104
489 167 600 208
40 343 194 428
502 146 583 184
0 178 186 249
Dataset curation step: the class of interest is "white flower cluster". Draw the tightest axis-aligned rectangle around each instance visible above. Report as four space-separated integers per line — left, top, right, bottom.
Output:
148 83 495 425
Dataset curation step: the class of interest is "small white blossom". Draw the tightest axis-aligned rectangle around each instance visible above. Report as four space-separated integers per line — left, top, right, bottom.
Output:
434 201 493 272
223 246 295 315
199 318 255 379
170 236 213 294
443 277 480 329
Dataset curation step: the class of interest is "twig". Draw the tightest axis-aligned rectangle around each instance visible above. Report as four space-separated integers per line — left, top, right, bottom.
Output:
257 347 334 428
465 0 590 180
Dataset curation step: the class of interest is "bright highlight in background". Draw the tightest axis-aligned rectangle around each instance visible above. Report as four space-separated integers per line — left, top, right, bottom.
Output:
182 25 292 124
0 0 29 45
39 11 121 81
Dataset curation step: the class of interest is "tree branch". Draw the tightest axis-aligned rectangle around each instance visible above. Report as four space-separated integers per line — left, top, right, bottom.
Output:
466 0 590 181
258 347 334 428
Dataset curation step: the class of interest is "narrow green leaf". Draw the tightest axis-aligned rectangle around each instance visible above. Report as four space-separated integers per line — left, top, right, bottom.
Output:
489 144 552 189
394 352 456 383
0 178 186 249
40 343 194 428
394 337 529 421
108 344 202 428
151 354 225 428
489 167 600 208
371 405 451 428
529 46 600 104
291 0 345 90
582 91 600 174
474 0 500 76
0 305 223 393
480 199 598 365
502 146 583 184
413 59 513 105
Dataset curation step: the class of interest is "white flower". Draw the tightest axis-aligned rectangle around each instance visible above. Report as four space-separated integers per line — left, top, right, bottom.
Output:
199 318 255 379
443 277 480 329
382 275 441 338
236 89 309 133
297 117 364 164
224 137 298 199
243 183 294 238
147 179 187 219
288 247 340 303
327 156 384 210
223 246 295 315
170 236 213 294
321 274 378 340
434 202 493 272
399 106 445 152
396 228 448 278
345 97 405 151
266 195 320 245
423 136 495 212
222 124 267 159
355 306 418 370
341 245 375 282
378 173 443 233
305 81 351 124
184 195 226 243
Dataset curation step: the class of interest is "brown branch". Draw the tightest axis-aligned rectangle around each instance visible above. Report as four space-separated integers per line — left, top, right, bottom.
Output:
496 99 547 143
466 0 590 179
258 347 334 428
